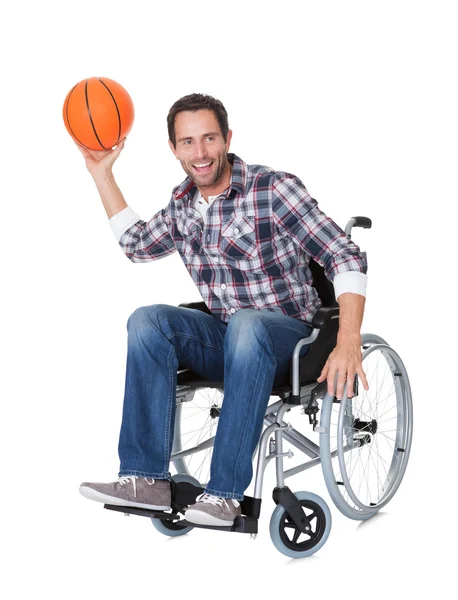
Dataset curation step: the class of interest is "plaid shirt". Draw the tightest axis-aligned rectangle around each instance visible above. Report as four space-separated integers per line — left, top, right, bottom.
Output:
116 153 367 325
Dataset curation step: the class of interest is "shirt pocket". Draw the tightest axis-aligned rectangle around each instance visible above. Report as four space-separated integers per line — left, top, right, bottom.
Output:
219 213 258 260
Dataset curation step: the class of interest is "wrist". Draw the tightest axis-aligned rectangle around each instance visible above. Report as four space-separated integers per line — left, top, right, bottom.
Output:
93 170 115 186
337 330 361 345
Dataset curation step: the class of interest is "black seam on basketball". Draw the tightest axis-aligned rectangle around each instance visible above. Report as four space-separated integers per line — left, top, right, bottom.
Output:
98 78 121 145
66 83 87 147
85 79 108 150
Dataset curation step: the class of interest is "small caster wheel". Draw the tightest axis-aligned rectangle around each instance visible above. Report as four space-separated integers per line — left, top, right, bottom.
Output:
269 491 332 558
151 474 200 537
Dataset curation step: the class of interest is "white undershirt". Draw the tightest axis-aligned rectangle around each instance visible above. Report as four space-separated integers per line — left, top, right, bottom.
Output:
192 189 219 219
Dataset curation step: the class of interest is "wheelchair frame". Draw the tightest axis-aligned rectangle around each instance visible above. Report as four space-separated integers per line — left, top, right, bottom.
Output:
105 216 413 558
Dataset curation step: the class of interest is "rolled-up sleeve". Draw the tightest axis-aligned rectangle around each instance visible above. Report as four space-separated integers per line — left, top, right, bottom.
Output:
110 206 143 240
271 174 368 287
110 205 176 263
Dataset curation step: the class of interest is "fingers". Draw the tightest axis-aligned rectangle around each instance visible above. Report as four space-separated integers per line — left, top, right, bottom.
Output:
357 365 369 391
334 370 347 400
318 353 369 400
346 370 355 398
73 140 104 161
326 366 338 397
73 138 127 158
74 140 90 157
111 137 126 158
317 359 340 398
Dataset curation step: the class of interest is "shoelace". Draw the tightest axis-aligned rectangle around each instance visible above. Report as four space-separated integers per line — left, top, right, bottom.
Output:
195 492 240 510
117 476 155 497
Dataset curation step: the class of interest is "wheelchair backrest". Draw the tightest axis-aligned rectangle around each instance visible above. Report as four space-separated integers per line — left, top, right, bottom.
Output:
309 259 337 308
283 258 339 388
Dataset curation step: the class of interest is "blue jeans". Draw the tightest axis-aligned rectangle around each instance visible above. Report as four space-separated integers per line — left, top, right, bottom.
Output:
118 304 312 500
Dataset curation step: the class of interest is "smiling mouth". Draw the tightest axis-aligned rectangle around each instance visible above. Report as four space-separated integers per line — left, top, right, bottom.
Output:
193 161 214 173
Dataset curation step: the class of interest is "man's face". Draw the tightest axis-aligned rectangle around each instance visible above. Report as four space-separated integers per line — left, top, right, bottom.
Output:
169 109 232 189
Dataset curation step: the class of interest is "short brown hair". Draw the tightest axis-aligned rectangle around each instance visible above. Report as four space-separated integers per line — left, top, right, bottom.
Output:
167 93 229 148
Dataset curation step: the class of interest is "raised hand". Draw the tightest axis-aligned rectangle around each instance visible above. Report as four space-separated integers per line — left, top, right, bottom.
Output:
74 137 127 180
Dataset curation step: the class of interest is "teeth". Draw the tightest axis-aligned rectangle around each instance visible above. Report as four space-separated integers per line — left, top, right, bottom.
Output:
194 162 212 167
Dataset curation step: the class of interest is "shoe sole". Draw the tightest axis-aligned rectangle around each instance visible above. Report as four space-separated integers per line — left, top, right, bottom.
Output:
79 485 171 510
184 508 235 527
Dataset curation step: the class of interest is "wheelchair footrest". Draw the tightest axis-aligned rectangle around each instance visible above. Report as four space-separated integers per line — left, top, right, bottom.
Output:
176 515 258 534
104 504 181 521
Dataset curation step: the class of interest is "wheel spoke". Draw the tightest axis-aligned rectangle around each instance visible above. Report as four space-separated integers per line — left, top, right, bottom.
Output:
307 510 316 523
292 528 302 544
173 388 224 483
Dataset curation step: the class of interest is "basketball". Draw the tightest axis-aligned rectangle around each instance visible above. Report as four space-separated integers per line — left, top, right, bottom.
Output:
63 77 134 150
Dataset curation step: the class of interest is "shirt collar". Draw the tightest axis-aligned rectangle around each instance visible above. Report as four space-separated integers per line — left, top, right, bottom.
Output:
173 153 246 202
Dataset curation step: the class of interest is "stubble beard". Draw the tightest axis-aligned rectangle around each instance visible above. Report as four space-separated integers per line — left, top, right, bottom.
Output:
181 152 229 189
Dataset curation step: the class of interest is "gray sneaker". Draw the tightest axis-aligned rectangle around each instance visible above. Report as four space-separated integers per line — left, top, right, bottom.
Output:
79 476 171 510
185 493 242 526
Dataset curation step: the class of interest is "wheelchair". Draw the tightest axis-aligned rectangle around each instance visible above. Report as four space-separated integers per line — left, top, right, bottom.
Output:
104 216 413 558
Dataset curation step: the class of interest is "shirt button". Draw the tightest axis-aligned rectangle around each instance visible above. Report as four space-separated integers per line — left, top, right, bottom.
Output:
221 284 226 289
234 228 239 234
207 234 210 241
230 308 236 314
214 257 219 262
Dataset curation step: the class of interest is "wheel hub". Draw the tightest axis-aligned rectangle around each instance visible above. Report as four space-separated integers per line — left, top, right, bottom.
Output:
353 417 378 434
353 418 378 446
209 404 221 419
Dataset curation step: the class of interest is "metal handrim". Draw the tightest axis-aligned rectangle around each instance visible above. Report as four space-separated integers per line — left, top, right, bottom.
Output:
321 341 413 518
337 344 413 511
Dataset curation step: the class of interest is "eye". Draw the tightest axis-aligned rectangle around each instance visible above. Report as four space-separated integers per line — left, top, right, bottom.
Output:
183 140 192 145
206 136 214 142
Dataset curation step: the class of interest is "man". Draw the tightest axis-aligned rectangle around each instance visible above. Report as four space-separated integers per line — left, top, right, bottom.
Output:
78 93 369 527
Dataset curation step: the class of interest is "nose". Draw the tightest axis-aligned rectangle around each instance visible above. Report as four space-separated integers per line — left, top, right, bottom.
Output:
194 139 207 159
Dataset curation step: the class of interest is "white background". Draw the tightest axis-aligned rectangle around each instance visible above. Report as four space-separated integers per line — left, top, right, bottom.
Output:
1 0 456 597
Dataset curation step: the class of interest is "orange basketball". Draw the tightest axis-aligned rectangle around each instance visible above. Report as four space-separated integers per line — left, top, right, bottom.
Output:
63 77 134 150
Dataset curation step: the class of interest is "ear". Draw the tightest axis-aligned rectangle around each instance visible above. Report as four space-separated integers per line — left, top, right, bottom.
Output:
168 139 178 158
225 129 233 152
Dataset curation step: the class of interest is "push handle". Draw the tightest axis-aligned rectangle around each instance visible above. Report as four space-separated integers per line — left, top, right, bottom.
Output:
352 216 372 229
345 216 372 238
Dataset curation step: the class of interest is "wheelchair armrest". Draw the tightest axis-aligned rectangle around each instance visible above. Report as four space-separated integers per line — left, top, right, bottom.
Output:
312 306 339 329
179 301 213 315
